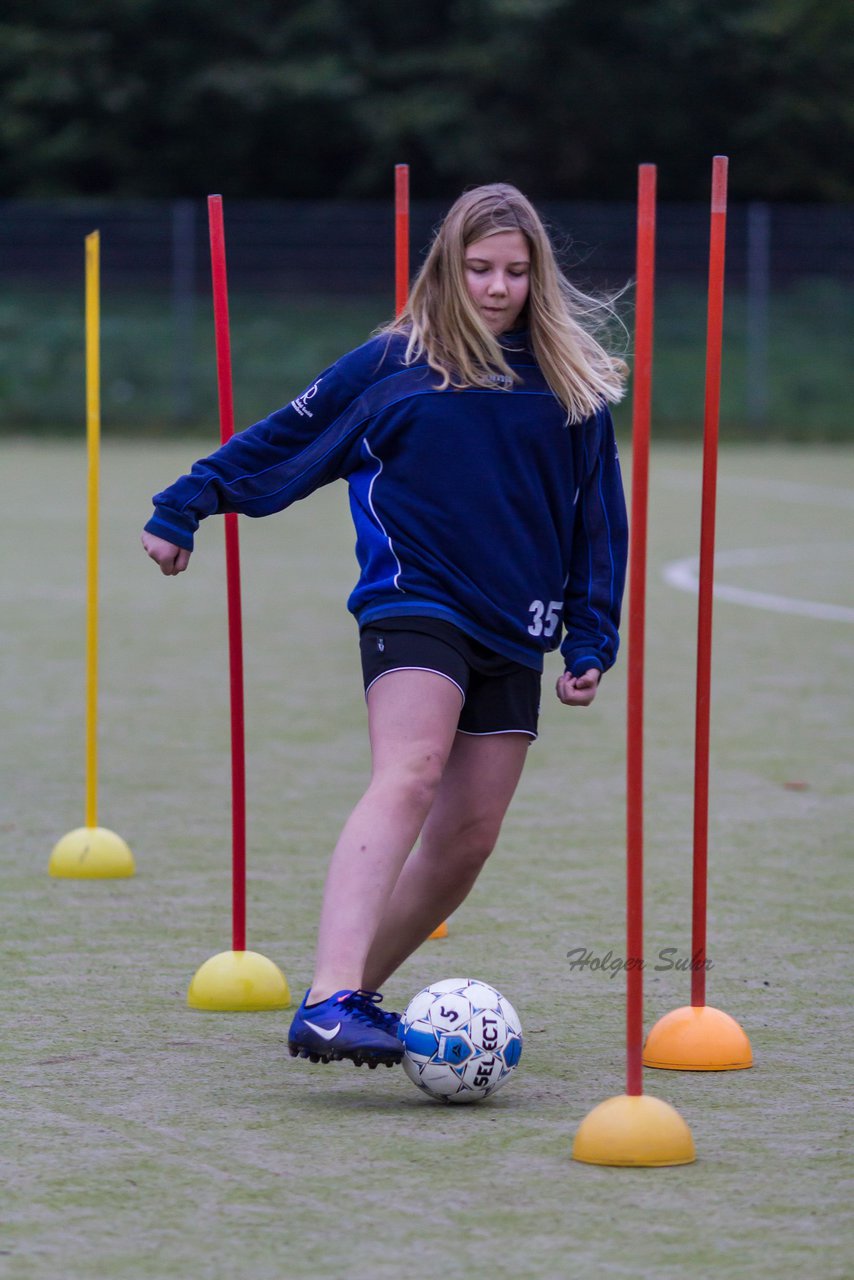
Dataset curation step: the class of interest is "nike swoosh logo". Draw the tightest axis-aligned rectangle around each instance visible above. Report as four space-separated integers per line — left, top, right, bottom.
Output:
303 1019 341 1041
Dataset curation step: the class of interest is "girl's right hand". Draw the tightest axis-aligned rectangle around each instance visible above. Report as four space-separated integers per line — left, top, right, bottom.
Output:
141 530 192 576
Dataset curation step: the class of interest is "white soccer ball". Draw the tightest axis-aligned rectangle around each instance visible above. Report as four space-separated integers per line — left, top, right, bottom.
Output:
398 978 523 1104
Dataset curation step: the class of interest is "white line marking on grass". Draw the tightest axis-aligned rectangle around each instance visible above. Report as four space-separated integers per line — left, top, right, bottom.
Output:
663 544 854 623
659 470 854 511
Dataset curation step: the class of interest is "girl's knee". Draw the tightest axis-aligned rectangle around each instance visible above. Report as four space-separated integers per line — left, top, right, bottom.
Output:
374 750 446 816
426 814 500 878
460 821 500 872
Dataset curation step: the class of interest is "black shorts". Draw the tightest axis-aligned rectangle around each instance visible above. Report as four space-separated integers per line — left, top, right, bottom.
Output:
359 617 541 739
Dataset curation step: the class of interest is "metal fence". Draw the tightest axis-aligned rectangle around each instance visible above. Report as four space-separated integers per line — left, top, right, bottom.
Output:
1 199 852 435
2 197 851 292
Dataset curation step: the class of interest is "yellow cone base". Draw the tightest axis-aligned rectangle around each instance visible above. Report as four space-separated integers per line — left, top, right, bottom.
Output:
49 826 135 879
643 1004 752 1071
572 1093 696 1167
187 950 292 1011
429 921 449 940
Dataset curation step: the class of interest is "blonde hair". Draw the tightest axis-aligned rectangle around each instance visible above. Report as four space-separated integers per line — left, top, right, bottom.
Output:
382 183 627 423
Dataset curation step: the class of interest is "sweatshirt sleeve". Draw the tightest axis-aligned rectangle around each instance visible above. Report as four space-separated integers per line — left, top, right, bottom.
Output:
144 340 385 550
560 406 628 676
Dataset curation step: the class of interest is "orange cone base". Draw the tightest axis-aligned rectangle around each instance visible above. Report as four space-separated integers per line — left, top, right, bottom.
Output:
429 921 449 940
49 826 135 879
643 1004 752 1071
187 950 292 1011
572 1093 696 1167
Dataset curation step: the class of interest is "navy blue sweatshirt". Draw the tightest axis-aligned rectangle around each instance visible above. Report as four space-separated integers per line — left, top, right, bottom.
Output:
145 330 628 675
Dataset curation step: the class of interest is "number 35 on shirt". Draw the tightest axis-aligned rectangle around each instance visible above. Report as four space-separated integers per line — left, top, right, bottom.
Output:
527 599 562 638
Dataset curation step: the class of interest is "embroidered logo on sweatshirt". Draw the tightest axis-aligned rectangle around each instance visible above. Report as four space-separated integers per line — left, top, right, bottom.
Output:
292 379 322 418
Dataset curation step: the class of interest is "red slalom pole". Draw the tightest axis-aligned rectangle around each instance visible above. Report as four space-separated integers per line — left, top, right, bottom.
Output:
185 201 290 1007
641 156 749 1070
691 156 728 1007
571 163 693 1164
394 164 410 316
626 164 657 1096
208 194 247 954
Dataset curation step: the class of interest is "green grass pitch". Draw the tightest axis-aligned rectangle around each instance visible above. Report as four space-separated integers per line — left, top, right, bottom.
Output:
2 439 852 1279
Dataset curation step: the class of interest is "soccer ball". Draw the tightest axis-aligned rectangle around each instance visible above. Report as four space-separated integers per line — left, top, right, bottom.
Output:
398 978 523 1104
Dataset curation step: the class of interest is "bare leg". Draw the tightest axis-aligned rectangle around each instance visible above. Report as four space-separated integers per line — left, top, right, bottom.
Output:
307 669 463 1003
362 731 530 991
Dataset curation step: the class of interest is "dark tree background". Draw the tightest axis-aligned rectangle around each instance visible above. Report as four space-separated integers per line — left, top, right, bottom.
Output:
1 0 851 201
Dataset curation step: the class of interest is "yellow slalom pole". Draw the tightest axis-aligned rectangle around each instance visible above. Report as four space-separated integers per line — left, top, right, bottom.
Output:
48 231 134 878
85 231 100 830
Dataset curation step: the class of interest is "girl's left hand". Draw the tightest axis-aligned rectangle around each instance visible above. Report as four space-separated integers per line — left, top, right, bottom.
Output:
555 668 601 707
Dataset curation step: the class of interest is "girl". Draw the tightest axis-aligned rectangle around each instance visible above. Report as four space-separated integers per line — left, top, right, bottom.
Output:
142 183 629 1068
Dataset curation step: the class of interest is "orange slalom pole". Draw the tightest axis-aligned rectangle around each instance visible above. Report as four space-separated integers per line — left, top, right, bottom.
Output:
398 161 448 942
394 164 410 316
208 195 247 954
626 164 657 1096
691 156 728 1006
